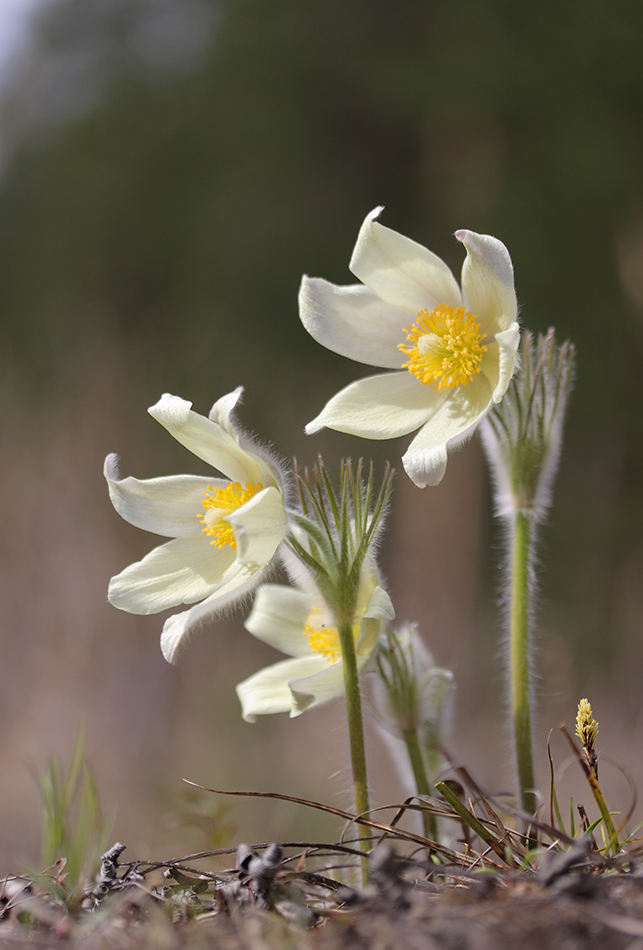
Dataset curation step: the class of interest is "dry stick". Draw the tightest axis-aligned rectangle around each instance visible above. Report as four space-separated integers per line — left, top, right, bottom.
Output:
452 762 527 857
144 840 368 868
183 780 481 867
434 746 531 856
436 743 575 850
547 728 566 834
347 796 451 857
384 795 457 833
598 753 638 842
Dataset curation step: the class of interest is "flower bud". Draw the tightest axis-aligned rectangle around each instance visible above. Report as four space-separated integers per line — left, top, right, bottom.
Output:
480 329 574 521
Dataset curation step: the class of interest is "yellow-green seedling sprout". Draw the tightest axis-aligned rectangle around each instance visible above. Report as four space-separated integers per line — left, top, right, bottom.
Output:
576 698 599 779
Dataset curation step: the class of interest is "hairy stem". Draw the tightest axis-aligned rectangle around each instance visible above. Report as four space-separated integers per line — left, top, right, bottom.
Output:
402 727 438 841
510 509 538 836
337 621 370 883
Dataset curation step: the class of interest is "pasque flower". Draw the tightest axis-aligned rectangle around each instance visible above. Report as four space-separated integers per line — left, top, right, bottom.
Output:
373 623 454 839
106 388 287 663
299 207 520 487
374 623 453 742
479 330 575 824
236 563 394 721
480 328 575 520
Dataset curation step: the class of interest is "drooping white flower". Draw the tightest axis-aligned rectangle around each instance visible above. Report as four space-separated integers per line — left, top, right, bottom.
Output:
299 207 520 487
374 623 454 741
236 565 394 721
106 388 288 663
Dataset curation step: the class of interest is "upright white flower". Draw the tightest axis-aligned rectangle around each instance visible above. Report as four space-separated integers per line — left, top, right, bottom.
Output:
299 207 520 487
236 564 394 721
105 387 287 663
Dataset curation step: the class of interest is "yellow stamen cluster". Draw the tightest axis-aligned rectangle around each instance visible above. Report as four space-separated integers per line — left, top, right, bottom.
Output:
199 481 263 550
399 303 487 391
575 697 599 752
304 605 359 663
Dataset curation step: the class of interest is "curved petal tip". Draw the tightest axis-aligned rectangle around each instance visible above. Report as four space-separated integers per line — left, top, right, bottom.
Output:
209 386 244 426
104 452 120 480
148 393 192 424
455 229 514 284
366 204 385 222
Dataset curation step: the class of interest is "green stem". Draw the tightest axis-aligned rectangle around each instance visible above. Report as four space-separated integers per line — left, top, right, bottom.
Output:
337 620 370 884
510 509 538 838
402 727 438 841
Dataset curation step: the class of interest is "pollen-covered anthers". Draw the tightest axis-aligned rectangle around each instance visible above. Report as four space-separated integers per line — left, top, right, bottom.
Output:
199 481 264 550
304 605 359 663
576 697 599 777
399 303 487 391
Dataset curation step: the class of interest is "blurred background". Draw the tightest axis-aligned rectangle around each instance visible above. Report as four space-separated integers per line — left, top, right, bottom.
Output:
1 0 643 870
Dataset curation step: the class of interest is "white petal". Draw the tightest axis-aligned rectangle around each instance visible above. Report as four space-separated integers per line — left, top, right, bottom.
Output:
104 454 220 537
355 585 395 656
306 372 445 439
160 608 195 663
299 277 410 369
160 561 270 663
236 655 328 721
479 326 520 403
491 323 520 401
108 534 235 614
148 393 266 485
456 230 517 335
244 584 313 657
402 374 492 487
289 651 373 715
226 486 287 566
208 386 244 433
350 208 462 314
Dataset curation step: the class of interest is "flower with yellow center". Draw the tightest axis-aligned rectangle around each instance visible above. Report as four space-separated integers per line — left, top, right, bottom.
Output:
299 207 520 487
105 388 287 663
398 304 487 390
200 481 265 549
236 566 394 721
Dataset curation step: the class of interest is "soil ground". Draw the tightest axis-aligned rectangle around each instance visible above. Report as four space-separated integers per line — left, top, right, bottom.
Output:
3 844 643 950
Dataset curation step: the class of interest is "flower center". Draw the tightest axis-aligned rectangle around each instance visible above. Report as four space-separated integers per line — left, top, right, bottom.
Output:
304 605 359 663
199 481 264 550
398 303 487 391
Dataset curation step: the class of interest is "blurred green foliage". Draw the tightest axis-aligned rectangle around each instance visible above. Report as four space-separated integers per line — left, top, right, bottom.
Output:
1 0 643 675
37 724 112 894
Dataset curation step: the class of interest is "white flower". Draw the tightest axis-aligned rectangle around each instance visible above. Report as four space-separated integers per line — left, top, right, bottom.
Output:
299 207 520 487
236 568 394 721
374 623 454 738
105 387 287 663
